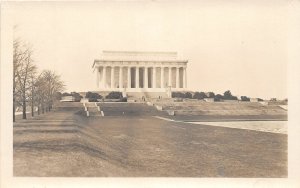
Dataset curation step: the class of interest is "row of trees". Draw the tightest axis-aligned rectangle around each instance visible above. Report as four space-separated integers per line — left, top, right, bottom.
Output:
13 38 65 122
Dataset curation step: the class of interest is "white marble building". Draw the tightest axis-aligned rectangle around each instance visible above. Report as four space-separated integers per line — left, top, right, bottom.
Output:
92 51 188 93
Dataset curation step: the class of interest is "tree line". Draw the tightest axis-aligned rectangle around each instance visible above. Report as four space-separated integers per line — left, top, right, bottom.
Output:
13 38 65 122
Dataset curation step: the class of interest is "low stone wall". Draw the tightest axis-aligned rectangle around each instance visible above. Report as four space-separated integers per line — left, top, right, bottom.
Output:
152 101 288 117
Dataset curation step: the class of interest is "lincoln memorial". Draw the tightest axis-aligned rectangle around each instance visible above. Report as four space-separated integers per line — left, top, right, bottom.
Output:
92 51 188 94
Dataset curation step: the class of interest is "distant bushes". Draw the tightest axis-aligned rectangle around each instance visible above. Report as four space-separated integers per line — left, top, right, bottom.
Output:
85 91 127 102
106 91 123 99
214 94 223 101
106 91 127 102
59 92 83 102
71 92 83 102
172 91 214 99
223 90 238 100
241 96 250 101
172 90 245 102
172 92 185 98
85 91 102 102
185 92 193 99
172 92 192 98
193 92 206 100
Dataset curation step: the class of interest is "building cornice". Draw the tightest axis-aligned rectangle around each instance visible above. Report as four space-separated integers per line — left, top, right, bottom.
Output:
93 59 188 68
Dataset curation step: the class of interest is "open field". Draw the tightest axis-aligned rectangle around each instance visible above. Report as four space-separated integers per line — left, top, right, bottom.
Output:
13 102 287 177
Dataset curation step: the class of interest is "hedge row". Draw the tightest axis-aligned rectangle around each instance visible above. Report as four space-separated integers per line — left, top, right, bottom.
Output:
85 91 126 102
172 90 241 101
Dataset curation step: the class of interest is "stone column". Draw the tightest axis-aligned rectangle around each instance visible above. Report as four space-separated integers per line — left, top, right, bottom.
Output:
144 67 148 88
135 66 139 88
176 67 180 88
103 66 106 88
168 67 172 87
119 66 123 89
96 67 99 88
111 66 115 88
183 67 187 88
127 67 131 88
161 67 164 88
153 67 156 88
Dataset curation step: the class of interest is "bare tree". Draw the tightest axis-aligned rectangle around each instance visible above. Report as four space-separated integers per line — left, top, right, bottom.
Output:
15 45 37 119
41 70 65 111
28 72 37 117
34 73 47 115
13 33 65 121
13 38 31 121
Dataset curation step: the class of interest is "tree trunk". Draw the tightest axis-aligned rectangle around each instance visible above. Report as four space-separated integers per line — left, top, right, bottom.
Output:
22 96 26 119
37 104 40 115
13 97 16 122
31 99 34 117
31 83 34 117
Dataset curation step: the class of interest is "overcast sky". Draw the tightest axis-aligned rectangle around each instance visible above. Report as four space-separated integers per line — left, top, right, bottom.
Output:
11 1 287 99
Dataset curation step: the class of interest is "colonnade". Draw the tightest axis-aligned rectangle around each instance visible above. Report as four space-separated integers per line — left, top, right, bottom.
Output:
96 65 187 90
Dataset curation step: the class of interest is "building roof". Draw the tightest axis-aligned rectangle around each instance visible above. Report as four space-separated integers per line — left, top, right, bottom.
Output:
93 51 188 67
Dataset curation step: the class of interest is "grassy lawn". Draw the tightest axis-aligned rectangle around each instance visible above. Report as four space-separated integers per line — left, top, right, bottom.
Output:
13 106 287 177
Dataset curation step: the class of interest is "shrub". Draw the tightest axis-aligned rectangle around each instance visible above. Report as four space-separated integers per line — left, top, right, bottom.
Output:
193 92 206 100
223 90 238 100
241 96 250 101
85 91 92 98
172 92 185 98
88 97 98 102
106 91 123 99
172 92 193 99
62 92 72 96
207 92 215 98
71 92 83 102
214 94 223 101
185 92 193 99
85 91 102 102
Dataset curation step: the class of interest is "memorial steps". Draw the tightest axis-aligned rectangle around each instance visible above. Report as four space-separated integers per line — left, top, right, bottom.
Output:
84 102 102 117
126 91 168 99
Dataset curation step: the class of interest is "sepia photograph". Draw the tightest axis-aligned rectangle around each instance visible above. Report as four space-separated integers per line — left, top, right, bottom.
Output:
1 0 300 187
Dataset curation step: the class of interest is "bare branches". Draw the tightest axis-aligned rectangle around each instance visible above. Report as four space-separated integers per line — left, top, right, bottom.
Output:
40 70 66 111
13 38 65 121
14 41 37 119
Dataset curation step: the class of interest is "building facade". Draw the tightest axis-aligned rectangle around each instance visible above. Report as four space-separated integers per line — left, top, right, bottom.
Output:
92 51 188 92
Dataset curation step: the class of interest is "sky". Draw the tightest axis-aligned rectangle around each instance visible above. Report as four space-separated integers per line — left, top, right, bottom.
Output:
11 1 287 99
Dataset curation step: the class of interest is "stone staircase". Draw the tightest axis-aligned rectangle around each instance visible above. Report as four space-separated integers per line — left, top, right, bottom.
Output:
126 91 169 99
83 102 102 117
